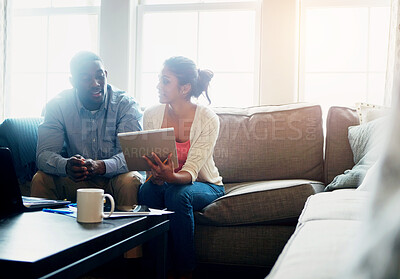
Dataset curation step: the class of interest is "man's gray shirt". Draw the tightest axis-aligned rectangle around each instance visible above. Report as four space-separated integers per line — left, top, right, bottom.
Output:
36 84 143 178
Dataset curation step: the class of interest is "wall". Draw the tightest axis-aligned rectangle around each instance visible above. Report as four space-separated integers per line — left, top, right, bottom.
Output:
99 0 298 105
99 0 131 91
260 0 298 105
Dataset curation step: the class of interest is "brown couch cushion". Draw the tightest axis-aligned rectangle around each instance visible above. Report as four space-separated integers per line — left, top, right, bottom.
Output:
213 103 324 183
195 179 324 226
195 224 295 267
324 106 359 184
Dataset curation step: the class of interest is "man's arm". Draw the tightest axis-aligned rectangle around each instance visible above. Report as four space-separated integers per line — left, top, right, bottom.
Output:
36 102 69 176
102 97 143 178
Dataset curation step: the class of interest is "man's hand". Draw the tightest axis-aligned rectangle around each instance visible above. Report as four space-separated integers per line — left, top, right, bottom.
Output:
66 155 106 182
66 155 88 182
83 159 106 179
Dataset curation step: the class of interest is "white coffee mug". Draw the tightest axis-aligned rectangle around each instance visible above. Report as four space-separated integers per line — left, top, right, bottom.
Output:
77 188 115 223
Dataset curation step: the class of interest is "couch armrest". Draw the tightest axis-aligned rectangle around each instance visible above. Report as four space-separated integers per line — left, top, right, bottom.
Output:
0 117 43 183
324 106 359 184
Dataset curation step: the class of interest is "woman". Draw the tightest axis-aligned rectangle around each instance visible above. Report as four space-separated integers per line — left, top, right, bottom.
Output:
138 56 224 279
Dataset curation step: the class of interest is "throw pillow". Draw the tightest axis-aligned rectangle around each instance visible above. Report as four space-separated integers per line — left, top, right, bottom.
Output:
324 117 386 191
355 102 390 125
348 117 384 164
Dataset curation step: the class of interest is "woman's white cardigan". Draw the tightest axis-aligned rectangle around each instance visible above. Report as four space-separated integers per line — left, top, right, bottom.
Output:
143 104 223 185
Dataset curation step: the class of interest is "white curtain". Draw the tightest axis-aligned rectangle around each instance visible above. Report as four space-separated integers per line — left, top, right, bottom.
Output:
385 0 400 106
0 0 7 121
339 0 400 278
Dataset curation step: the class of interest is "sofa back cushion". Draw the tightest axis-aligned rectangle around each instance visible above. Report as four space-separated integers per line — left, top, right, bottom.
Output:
0 117 43 184
324 106 359 184
213 103 324 183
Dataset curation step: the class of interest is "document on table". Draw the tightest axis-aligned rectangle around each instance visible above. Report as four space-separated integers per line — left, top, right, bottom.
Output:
43 204 173 218
105 208 174 218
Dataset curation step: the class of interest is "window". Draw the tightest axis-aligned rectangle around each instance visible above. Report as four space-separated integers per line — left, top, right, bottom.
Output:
134 0 261 108
299 0 391 111
5 0 100 118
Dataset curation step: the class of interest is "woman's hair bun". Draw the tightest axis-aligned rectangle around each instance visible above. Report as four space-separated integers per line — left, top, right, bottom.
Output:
195 69 214 103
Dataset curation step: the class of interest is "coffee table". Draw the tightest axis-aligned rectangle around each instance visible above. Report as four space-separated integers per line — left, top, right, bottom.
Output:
0 211 169 279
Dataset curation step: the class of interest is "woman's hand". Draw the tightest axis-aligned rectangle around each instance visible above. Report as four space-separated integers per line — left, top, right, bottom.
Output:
146 170 164 185
143 152 176 184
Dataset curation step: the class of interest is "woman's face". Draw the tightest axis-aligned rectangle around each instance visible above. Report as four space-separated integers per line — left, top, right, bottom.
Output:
157 67 184 104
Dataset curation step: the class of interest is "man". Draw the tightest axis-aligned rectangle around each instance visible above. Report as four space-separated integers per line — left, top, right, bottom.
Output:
31 51 143 210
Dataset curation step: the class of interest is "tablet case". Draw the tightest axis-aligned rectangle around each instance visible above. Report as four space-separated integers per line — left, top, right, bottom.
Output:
118 128 178 171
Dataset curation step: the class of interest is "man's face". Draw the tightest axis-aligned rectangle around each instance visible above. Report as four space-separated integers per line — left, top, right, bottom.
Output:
71 60 107 111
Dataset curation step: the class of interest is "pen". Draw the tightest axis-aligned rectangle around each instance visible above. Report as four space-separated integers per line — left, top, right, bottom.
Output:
43 208 74 215
144 158 168 183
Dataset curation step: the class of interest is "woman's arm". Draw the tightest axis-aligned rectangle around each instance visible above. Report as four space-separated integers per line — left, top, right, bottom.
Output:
143 153 192 184
142 106 219 185
180 112 220 183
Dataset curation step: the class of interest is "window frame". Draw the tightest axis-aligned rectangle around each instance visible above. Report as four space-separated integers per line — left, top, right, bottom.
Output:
132 1 262 108
298 0 391 106
4 4 100 119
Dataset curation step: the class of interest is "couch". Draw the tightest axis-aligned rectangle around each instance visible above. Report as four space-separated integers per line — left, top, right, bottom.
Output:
266 106 374 278
0 117 43 196
0 103 358 274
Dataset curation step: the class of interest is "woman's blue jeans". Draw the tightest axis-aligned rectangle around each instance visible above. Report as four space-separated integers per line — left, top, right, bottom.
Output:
138 181 225 273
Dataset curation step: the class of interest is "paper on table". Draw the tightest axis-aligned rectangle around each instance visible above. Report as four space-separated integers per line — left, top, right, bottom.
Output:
105 208 174 218
43 205 173 218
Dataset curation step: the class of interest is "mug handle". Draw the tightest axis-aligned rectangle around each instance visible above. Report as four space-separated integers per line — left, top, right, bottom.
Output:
102 193 115 218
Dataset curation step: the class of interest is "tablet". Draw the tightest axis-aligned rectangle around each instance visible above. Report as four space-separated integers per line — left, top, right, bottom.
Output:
118 128 178 171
